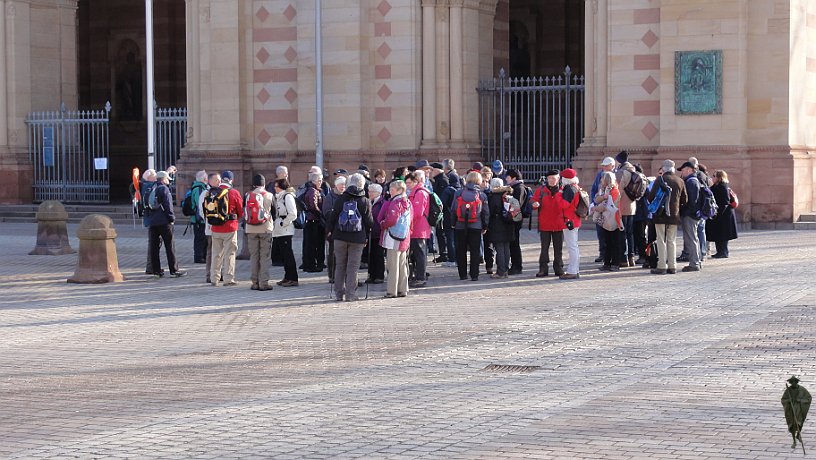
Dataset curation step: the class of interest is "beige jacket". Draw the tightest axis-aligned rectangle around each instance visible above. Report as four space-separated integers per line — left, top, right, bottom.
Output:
615 163 637 217
244 187 275 234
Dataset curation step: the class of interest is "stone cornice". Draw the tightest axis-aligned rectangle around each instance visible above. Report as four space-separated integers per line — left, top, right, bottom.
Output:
12 0 77 9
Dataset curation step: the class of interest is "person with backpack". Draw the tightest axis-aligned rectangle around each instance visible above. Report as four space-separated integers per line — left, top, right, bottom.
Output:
208 170 243 286
647 160 687 275
379 179 413 298
443 158 462 190
199 172 221 283
405 170 432 288
591 157 617 263
614 150 643 268
244 174 275 291
301 172 325 273
486 178 517 279
145 170 186 278
558 168 583 280
366 184 387 284
140 169 158 275
430 164 456 265
322 176 346 284
505 169 528 275
678 161 703 272
705 170 739 259
184 170 209 264
325 173 373 301
269 178 299 287
451 171 490 281
532 170 566 277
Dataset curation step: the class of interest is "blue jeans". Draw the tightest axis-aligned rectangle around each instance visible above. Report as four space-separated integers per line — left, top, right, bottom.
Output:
697 219 707 259
621 216 635 259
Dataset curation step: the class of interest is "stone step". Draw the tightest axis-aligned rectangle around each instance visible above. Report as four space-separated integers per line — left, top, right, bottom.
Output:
798 213 816 222
794 221 816 230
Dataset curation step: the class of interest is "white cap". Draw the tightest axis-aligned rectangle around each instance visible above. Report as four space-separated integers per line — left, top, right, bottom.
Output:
600 157 615 166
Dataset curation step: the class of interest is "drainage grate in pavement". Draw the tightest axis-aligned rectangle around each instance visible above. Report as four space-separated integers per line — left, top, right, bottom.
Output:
482 364 542 373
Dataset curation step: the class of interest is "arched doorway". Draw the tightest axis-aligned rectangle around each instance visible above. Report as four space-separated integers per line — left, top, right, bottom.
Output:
77 0 186 201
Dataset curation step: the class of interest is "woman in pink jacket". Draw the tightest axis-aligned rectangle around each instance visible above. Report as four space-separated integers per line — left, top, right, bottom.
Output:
379 180 413 298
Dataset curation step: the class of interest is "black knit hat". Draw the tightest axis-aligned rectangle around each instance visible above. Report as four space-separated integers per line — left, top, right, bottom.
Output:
615 150 629 165
252 174 265 187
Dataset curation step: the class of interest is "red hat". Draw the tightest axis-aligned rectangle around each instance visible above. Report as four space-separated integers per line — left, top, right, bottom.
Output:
560 168 577 180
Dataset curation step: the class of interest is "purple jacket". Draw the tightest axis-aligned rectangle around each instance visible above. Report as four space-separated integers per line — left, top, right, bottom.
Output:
378 194 412 252
371 196 385 240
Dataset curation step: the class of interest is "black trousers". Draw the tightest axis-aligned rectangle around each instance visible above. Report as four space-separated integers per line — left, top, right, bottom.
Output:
274 235 298 282
149 223 179 274
633 220 647 257
270 232 284 266
409 238 428 281
483 233 494 269
456 228 482 279
302 220 326 270
368 238 386 280
509 223 523 271
436 224 449 260
538 231 564 275
715 240 730 257
603 229 623 267
193 222 207 262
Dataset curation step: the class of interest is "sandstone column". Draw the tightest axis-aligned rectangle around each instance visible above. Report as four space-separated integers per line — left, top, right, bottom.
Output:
0 0 7 149
582 0 595 145
449 0 464 146
436 2 450 145
184 0 201 147
421 1 437 148
582 0 607 147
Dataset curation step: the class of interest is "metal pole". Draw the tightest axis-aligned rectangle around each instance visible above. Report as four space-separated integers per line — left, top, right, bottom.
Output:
315 0 324 169
146 0 156 171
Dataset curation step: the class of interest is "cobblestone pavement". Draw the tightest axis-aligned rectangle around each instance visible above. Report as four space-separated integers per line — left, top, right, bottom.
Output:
1 221 815 459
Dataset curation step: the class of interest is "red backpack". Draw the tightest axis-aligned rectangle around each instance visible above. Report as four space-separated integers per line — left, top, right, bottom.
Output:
244 190 270 225
455 194 481 224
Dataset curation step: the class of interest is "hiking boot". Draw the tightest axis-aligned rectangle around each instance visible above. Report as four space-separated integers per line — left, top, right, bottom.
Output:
535 270 548 278
610 265 621 272
470 276 479 281
409 280 426 288
345 295 359 302
433 256 448 263
666 268 676 274
224 281 239 287
485 266 494 275
676 255 689 262
594 256 604 263
628 256 635 267
682 265 701 272
508 268 522 275
650 268 666 275
335 294 345 301
599 265 611 271
460 276 468 281
635 256 646 265
384 293 397 298
258 284 273 291
169 271 187 278
251 283 260 290
397 292 407 297
559 273 580 280
280 280 299 287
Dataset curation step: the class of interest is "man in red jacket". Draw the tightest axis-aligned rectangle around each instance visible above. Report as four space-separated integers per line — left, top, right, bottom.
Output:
210 170 244 286
532 169 566 277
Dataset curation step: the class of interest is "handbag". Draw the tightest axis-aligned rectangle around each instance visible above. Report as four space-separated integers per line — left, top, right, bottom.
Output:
600 194 620 232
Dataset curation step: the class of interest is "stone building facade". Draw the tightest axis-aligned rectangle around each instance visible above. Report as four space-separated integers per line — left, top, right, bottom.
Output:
0 0 813 225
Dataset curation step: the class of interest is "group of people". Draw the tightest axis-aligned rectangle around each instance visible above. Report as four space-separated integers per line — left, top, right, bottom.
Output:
138 152 740 300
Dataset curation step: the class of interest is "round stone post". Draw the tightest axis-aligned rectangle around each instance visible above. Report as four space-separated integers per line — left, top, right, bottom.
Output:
29 200 76 255
68 214 125 283
236 222 250 260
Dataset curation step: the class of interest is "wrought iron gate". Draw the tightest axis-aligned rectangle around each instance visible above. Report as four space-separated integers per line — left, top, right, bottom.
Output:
155 107 188 173
478 67 585 183
27 102 111 203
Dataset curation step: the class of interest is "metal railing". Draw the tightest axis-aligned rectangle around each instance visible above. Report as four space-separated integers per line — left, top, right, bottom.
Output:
27 102 111 203
478 67 585 183
155 107 187 173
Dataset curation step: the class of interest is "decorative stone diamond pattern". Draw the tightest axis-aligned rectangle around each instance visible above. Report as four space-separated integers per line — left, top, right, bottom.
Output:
284 46 297 63
377 85 392 102
256 88 271 105
377 0 391 17
377 127 392 143
285 129 298 145
257 129 272 145
641 30 658 49
256 47 270 65
641 76 658 95
283 4 297 22
255 6 270 23
284 88 298 104
642 122 658 141
377 43 392 60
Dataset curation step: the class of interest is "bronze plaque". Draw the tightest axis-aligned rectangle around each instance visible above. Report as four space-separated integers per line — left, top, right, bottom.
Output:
675 50 723 115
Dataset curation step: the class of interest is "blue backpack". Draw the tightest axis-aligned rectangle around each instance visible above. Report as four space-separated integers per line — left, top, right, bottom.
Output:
388 201 411 241
647 176 671 217
338 199 362 233
696 184 719 220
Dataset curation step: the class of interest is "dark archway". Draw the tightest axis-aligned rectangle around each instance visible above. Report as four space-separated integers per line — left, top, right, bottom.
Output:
78 0 186 201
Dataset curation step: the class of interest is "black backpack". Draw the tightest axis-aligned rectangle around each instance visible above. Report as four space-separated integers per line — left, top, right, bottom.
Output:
181 183 205 217
697 183 719 220
623 170 648 201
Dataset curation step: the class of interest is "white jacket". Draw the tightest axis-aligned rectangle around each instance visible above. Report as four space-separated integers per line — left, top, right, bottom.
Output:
271 189 298 237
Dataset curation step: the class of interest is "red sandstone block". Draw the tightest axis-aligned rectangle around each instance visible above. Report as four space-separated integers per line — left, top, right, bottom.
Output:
252 27 297 43
255 109 299 124
634 55 660 70
374 107 392 122
375 65 392 79
634 100 660 116
633 8 660 25
374 22 391 37
254 68 298 83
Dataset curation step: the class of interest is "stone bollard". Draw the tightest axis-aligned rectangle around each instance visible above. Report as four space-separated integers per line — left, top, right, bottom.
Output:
236 223 250 260
68 214 125 283
29 200 76 255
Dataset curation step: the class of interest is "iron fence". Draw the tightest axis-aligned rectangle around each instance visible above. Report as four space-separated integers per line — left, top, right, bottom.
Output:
155 107 188 173
478 67 585 184
27 102 111 203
